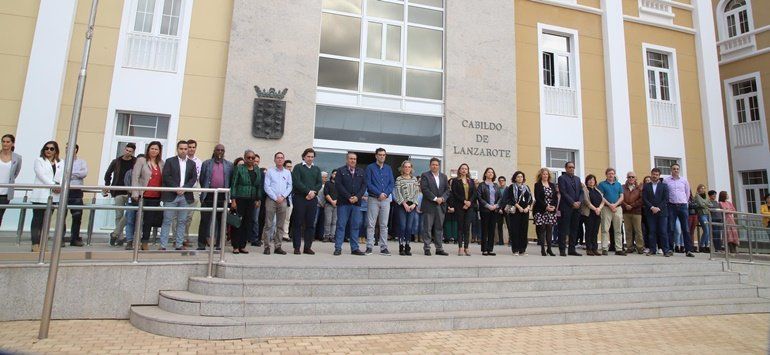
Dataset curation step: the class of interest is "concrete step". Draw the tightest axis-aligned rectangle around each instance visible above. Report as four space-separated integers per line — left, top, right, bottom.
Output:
158 284 761 317
130 297 770 339
215 261 725 280
187 272 741 297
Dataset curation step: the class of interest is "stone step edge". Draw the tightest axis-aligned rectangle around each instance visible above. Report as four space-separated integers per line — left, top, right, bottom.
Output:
215 260 722 270
160 283 759 305
131 297 770 327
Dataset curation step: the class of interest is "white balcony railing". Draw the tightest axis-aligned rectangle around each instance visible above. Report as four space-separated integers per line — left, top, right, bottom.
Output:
123 32 179 72
733 120 763 147
543 86 577 117
719 33 755 56
639 0 672 15
648 99 678 128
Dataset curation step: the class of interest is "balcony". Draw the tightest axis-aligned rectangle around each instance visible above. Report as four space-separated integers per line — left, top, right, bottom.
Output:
123 32 179 73
648 99 678 128
718 32 755 58
638 0 674 25
733 120 763 148
543 86 577 117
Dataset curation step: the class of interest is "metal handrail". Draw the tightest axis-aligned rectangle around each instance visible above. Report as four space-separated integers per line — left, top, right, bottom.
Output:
706 208 770 270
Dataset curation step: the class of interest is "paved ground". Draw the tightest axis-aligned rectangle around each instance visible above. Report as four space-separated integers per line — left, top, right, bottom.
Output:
0 314 767 354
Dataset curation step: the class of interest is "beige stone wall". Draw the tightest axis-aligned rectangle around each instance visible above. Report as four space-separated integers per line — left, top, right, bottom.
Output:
219 0 322 164
178 0 233 158
0 1 40 136
624 22 708 184
444 0 516 175
515 0 608 178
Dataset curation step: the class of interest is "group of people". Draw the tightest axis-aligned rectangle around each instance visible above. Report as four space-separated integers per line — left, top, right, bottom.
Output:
0 134 762 257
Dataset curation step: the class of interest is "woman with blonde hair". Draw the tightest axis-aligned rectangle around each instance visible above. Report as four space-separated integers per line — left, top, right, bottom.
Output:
533 168 557 256
394 160 420 256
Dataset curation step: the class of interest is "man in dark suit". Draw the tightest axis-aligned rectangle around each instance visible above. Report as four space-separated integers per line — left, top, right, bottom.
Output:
642 167 671 256
160 140 198 250
557 161 583 256
419 158 450 256
333 152 366 256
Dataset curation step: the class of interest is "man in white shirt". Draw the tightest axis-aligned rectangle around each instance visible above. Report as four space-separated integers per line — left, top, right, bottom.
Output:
175 139 203 247
160 141 197 250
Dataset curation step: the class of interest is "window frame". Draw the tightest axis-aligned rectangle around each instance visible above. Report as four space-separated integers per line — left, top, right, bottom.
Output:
723 0 752 38
730 78 761 124
540 32 573 89
545 147 579 177
641 43 682 128
129 0 184 38
653 156 681 177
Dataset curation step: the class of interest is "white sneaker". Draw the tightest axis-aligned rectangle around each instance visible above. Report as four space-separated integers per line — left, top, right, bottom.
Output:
513 252 519 256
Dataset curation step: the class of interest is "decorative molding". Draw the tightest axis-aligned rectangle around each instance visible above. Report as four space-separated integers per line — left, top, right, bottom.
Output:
623 15 695 34
254 86 288 100
719 47 770 65
528 0 603 16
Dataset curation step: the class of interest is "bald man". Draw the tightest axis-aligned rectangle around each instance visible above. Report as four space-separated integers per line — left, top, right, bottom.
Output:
197 144 234 250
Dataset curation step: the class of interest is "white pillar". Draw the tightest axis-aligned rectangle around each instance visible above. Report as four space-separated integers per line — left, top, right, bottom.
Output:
16 0 78 183
600 0 634 179
693 0 732 193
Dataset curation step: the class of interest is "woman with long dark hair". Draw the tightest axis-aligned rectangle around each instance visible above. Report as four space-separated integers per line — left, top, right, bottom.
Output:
450 163 476 256
31 141 63 252
0 134 22 227
477 167 501 256
533 168 557 256
130 141 164 251
504 171 533 255
581 174 604 255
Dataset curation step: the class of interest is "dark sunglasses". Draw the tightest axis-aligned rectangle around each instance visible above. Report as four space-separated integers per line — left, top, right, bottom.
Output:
44 146 56 151
245 156 256 160
627 176 636 178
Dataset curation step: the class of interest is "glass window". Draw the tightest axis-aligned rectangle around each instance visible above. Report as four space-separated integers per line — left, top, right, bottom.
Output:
134 0 156 32
363 63 402 95
410 0 443 8
654 157 680 176
116 112 170 139
647 52 669 69
321 13 361 57
406 69 442 100
546 148 577 171
738 10 750 33
318 57 359 90
367 22 383 59
741 170 768 185
543 53 554 86
647 71 657 100
749 96 760 122
367 0 403 21
314 105 442 148
733 79 757 95
322 0 362 14
160 0 181 36
736 99 747 123
727 15 737 37
658 72 670 101
313 151 349 174
542 33 569 52
386 25 401 61
407 26 442 69
557 56 570 87
408 6 442 27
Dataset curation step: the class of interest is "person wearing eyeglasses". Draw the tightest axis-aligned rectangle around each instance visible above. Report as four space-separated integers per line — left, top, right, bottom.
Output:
557 161 583 256
30 141 63 252
621 171 644 254
230 150 264 254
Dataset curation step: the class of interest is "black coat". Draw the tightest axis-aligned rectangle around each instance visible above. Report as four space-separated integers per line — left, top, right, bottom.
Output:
449 178 477 209
533 181 556 214
161 156 197 203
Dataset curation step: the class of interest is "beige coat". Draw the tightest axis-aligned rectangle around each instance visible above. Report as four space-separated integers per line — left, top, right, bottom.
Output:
131 157 164 199
580 185 604 217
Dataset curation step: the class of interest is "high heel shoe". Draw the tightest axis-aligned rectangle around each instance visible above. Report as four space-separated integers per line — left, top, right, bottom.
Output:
464 248 471 256
541 246 547 256
547 248 556 256
458 248 464 256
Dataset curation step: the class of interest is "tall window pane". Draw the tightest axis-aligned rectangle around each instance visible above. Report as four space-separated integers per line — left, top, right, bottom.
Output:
321 13 361 57
363 63 402 95
543 53 554 86
659 72 670 101
318 58 359 90
736 99 746 123
367 22 383 59
386 25 401 61
647 70 657 100
410 0 443 8
406 69 442 100
160 0 181 36
557 56 570 87
408 6 442 27
727 15 737 37
407 26 442 69
134 0 156 32
749 96 760 122
738 10 750 33
322 0 362 14
542 33 569 52
367 0 403 21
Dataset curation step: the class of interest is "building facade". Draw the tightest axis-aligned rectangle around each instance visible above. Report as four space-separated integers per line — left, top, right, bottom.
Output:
713 0 770 214
0 0 739 231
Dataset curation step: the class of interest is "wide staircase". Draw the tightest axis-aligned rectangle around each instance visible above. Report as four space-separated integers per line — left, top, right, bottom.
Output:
130 259 770 340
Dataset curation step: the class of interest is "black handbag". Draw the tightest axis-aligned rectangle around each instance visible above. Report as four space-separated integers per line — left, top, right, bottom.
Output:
226 210 242 228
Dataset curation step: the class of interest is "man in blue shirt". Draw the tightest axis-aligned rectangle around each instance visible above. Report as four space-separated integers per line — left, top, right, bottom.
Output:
365 148 395 256
262 152 292 255
598 167 625 255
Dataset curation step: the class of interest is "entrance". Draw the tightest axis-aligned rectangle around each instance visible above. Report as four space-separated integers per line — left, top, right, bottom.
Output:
313 149 434 178
355 152 409 176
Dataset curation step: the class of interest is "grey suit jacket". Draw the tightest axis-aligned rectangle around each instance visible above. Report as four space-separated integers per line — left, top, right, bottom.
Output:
419 171 450 213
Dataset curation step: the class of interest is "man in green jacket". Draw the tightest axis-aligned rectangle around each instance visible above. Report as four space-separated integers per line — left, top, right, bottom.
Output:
291 148 323 255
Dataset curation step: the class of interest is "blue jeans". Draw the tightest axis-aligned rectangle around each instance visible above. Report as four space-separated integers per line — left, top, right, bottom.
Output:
335 204 361 252
698 214 711 248
125 210 136 242
672 219 683 246
250 206 260 243
396 204 417 245
668 203 692 252
646 211 670 254
160 195 189 249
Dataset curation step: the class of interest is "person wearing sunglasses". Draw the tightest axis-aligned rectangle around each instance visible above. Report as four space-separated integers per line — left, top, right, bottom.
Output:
230 150 264 254
30 141 63 252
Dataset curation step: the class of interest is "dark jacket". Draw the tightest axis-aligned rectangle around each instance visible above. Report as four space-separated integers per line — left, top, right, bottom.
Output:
335 165 366 206
449 178 477 210
502 183 533 212
161 156 197 203
533 181 556 214
104 156 136 196
558 174 583 212
230 164 264 200
642 181 669 216
199 158 234 201
419 171 450 213
477 181 503 213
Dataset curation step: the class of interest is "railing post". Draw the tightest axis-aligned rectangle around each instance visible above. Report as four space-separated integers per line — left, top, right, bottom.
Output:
37 195 54 265
86 193 97 246
16 194 28 246
707 212 714 261
746 217 754 263
219 190 228 263
207 190 218 278
132 197 144 263
723 210 730 271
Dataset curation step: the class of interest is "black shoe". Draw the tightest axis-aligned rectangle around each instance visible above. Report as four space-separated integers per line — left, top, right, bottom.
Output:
615 251 626 256
608 245 616 252
435 249 449 256
404 245 412 256
109 232 117 246
116 238 125 246
686 251 695 257
352 249 365 256
380 249 391 256
560 250 567 257
424 250 432 256
196 247 206 251
70 239 84 247
399 245 405 256
303 249 315 255
294 248 301 255
365 247 373 255
568 250 582 256
547 248 556 256
264 248 270 255
333 249 341 256
274 248 286 255
541 247 546 256
488 252 496 256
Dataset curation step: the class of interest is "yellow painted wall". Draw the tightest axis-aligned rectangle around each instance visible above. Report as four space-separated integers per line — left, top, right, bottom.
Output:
751 0 770 30
577 0 600 9
515 0 608 178
672 7 693 29
177 0 233 159
624 21 708 184
623 0 639 17
0 1 40 136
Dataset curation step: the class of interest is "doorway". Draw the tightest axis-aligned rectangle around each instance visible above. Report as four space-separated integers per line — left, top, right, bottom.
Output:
355 152 409 176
